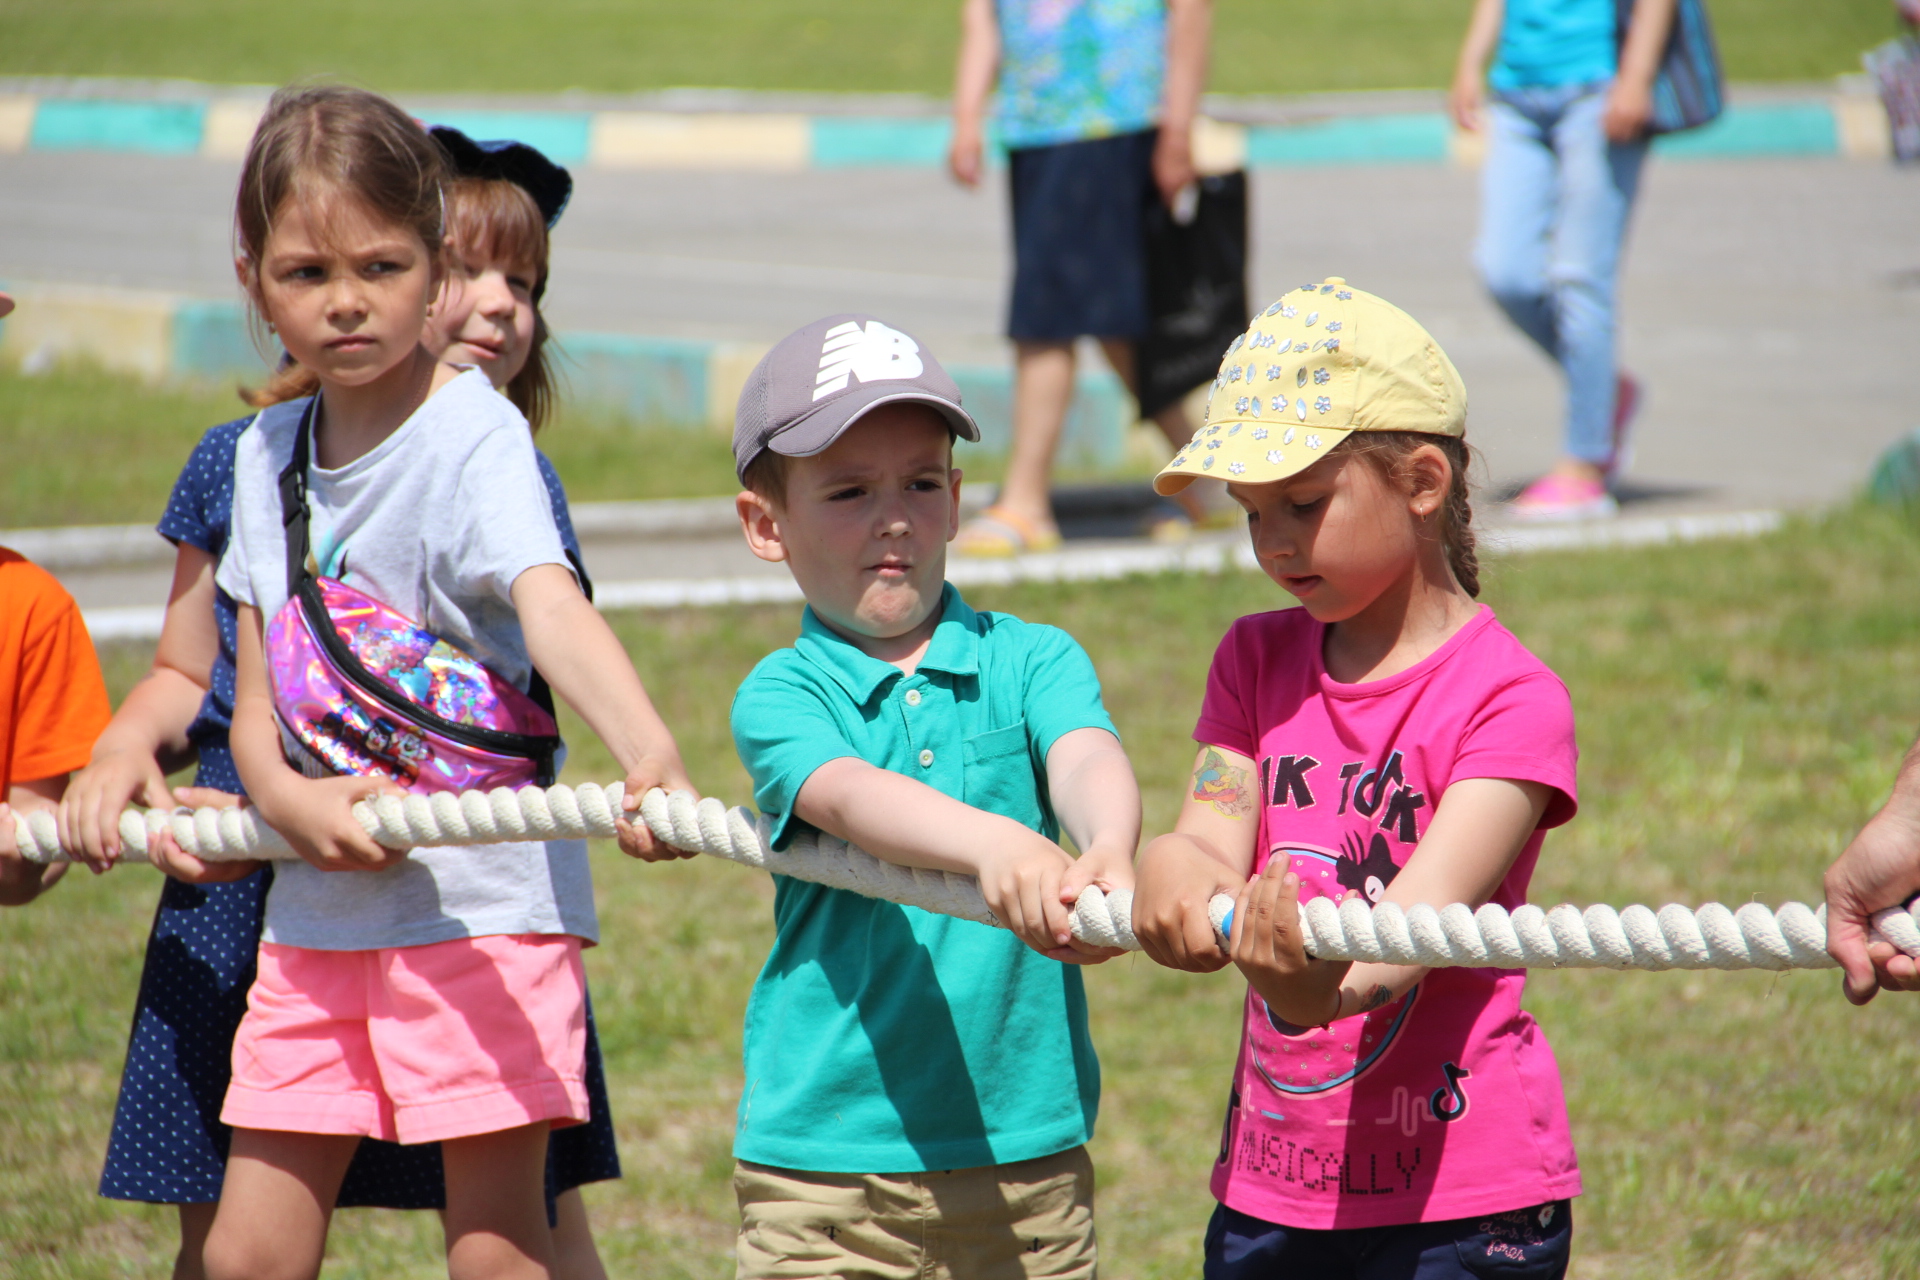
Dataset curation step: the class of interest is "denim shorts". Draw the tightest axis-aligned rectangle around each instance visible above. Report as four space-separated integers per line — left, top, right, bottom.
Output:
1203 1198 1572 1280
1006 128 1158 342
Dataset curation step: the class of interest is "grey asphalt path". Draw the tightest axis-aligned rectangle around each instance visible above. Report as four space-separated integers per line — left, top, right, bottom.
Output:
4 147 1918 614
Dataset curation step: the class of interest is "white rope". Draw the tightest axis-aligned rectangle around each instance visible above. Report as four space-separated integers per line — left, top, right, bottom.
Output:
14 784 1917 969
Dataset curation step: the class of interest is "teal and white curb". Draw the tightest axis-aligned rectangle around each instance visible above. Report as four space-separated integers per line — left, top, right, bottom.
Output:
0 283 1134 469
0 84 1896 167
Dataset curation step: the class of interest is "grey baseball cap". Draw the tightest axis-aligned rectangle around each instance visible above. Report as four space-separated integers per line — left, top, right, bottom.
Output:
733 313 980 482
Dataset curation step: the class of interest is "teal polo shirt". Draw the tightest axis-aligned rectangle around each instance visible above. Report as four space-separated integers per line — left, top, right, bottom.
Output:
729 584 1114 1173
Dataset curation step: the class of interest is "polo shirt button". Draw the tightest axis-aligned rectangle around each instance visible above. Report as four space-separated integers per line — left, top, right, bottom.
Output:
905 689 923 706
919 749 934 767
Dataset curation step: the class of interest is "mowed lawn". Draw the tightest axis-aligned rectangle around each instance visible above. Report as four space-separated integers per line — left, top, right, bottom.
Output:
0 0 1900 97
6 500 1920 1278
0 366 748 529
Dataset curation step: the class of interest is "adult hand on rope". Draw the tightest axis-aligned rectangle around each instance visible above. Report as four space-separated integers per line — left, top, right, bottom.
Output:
1826 740 1920 1002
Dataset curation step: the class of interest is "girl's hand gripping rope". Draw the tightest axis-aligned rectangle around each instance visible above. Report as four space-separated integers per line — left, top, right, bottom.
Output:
615 755 701 863
256 773 410 872
56 742 177 874
1132 832 1244 974
1230 862 1349 1028
143 788 262 884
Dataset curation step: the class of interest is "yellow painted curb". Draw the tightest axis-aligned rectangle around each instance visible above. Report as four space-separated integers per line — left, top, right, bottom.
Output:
0 283 178 380
1192 117 1247 175
1448 125 1487 169
590 112 809 170
0 96 35 153
202 98 267 160
706 341 773 432
1833 93 1891 161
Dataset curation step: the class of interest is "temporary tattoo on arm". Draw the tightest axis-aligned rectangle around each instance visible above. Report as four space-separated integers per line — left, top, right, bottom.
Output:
1191 748 1255 819
1359 984 1394 1013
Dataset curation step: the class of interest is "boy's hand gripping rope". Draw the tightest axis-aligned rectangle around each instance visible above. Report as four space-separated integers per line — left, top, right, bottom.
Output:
14 782 1920 972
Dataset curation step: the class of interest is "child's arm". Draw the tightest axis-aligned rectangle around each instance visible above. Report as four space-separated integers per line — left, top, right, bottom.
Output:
1154 0 1211 205
1232 777 1552 1027
1449 0 1505 132
948 0 1000 188
1 779 70 906
796 757 1081 957
1604 0 1678 141
58 545 245 873
1133 744 1263 972
1048 726 1142 960
230 604 408 870
511 564 695 861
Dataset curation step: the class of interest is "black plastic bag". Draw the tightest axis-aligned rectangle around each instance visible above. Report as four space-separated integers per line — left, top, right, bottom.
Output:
1136 170 1249 420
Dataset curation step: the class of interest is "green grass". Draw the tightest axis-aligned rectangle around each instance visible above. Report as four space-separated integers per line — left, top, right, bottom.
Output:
0 364 748 528
0 363 1132 529
0 0 1899 96
9 501 1920 1276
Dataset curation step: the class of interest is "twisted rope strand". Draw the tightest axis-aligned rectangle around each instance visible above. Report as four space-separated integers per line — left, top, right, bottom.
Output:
14 784 1917 969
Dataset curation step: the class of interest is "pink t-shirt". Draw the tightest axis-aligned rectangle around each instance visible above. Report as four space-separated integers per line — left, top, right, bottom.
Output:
1196 604 1582 1229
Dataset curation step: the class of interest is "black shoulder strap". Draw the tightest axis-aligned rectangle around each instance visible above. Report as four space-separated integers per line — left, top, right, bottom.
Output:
566 547 594 605
276 397 318 597
524 547 593 720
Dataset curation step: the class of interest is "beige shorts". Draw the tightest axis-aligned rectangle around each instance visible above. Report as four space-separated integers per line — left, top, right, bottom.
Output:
734 1145 1097 1280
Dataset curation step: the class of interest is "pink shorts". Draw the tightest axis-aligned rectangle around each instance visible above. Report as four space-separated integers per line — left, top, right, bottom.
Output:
223 933 588 1145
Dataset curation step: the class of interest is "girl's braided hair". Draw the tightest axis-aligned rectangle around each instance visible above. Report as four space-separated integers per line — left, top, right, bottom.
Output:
234 84 448 408
1330 431 1481 598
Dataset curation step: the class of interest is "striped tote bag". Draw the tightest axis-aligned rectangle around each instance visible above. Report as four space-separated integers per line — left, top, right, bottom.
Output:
1618 0 1725 134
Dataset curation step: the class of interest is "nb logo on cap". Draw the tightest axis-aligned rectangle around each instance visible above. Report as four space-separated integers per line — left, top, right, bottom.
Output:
814 320 923 401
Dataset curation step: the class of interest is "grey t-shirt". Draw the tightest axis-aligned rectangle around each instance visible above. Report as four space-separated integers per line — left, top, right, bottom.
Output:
217 369 598 950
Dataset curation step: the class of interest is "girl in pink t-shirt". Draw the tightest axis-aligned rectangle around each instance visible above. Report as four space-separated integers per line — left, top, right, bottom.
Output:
1136 280 1582 1279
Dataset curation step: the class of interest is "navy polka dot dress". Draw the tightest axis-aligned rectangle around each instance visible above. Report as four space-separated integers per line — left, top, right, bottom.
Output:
100 417 623 1210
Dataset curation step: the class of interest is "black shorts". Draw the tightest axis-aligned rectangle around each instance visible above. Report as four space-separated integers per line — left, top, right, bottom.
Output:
1006 128 1158 343
1203 1198 1573 1280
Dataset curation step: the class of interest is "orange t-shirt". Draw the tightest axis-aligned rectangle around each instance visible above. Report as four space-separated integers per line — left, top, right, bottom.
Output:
0 548 111 795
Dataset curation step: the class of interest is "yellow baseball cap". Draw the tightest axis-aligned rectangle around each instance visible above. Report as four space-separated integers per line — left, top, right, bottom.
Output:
1154 277 1467 495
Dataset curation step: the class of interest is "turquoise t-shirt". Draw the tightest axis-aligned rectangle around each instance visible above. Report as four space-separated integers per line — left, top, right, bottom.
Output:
1489 0 1618 91
994 0 1165 150
729 585 1114 1173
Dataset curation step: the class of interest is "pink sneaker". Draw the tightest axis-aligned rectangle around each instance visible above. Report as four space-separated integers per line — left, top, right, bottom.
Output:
1606 373 1642 484
1509 473 1618 522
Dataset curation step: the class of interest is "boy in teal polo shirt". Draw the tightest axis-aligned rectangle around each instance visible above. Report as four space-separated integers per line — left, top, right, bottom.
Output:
726 313 1141 1279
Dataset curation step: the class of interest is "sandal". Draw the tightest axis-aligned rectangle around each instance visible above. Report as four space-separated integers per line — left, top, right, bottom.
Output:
954 505 1063 558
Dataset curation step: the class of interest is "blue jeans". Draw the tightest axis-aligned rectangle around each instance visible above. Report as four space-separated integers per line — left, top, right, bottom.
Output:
1474 83 1648 465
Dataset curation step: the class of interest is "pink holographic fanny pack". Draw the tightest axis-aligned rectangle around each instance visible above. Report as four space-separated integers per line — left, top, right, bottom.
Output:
265 398 560 795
